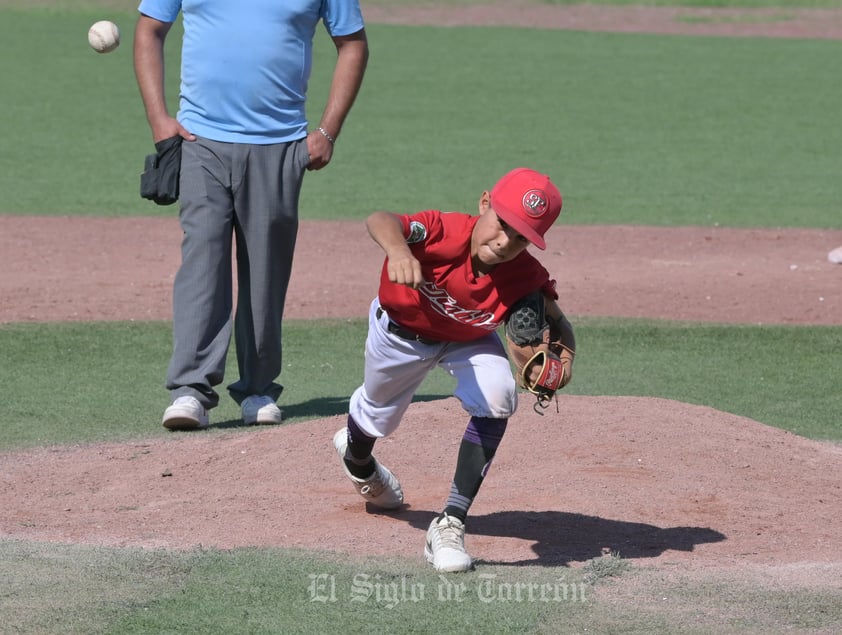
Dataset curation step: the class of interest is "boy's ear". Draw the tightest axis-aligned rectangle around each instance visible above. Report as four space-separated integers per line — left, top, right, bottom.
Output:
478 190 492 214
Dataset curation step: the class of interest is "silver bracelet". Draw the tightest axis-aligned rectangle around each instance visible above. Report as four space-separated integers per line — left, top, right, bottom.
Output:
317 126 335 145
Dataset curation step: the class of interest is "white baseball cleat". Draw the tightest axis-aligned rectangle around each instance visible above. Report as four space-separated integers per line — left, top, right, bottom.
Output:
333 428 404 509
162 396 210 430
241 395 282 425
425 513 473 572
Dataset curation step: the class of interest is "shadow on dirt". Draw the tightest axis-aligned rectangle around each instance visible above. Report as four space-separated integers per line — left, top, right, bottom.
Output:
385 508 725 567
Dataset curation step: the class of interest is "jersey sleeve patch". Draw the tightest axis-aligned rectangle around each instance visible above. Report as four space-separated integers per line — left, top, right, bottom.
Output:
406 220 427 244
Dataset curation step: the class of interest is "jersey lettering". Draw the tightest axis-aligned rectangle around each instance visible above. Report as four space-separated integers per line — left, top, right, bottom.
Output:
419 283 499 331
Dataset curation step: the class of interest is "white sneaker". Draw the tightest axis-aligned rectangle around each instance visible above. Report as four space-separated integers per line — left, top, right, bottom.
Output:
332 428 404 509
162 396 210 430
425 513 473 572
241 395 282 425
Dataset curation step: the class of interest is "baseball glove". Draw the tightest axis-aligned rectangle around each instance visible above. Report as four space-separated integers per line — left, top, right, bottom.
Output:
140 135 182 206
505 290 574 414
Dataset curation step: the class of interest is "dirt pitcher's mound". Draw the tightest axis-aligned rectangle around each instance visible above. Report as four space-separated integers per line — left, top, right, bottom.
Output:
2 397 840 569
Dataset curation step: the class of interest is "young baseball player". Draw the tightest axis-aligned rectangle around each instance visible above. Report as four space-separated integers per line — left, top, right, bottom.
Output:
334 167 575 572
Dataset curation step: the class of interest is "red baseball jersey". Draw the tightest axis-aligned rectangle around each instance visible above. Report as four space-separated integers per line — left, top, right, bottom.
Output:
378 210 557 342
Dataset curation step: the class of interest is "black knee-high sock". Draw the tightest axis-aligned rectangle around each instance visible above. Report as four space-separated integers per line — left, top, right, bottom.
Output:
343 415 376 479
443 416 508 523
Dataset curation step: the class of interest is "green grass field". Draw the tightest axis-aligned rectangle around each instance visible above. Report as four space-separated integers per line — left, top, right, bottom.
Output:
1 318 839 450
1 4 842 227
1 1 841 633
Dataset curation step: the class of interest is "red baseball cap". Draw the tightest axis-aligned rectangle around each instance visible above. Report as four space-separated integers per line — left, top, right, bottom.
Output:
489 168 562 250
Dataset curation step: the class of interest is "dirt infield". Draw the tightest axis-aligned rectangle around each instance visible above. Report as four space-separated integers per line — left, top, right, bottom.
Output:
360 1 842 40
2 218 840 325
1 4 841 584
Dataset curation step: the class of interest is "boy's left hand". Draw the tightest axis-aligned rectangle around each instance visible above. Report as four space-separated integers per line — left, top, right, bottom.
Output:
505 290 575 413
512 347 567 413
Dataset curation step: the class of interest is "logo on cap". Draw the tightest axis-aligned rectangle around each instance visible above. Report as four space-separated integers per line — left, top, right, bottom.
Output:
522 189 549 218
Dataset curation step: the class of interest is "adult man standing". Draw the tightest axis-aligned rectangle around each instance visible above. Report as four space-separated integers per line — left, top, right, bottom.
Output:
134 1 368 429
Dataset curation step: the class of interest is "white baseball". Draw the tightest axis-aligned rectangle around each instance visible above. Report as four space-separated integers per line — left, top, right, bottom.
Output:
88 20 120 54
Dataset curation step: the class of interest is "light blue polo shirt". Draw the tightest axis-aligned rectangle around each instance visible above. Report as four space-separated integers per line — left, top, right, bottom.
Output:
138 0 365 143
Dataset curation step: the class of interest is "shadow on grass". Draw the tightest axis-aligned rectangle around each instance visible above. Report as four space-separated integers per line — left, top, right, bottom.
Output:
370 507 725 567
210 393 451 428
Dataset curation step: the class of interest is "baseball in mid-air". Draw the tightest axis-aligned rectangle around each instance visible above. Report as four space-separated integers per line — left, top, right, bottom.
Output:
88 20 120 54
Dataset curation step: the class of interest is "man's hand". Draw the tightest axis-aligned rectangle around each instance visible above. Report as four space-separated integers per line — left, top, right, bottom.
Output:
304 129 334 171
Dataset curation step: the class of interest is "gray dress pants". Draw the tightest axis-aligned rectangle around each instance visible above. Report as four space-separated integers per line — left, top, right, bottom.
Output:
166 136 310 409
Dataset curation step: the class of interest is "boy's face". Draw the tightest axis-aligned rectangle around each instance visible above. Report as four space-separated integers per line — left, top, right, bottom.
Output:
472 192 532 269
